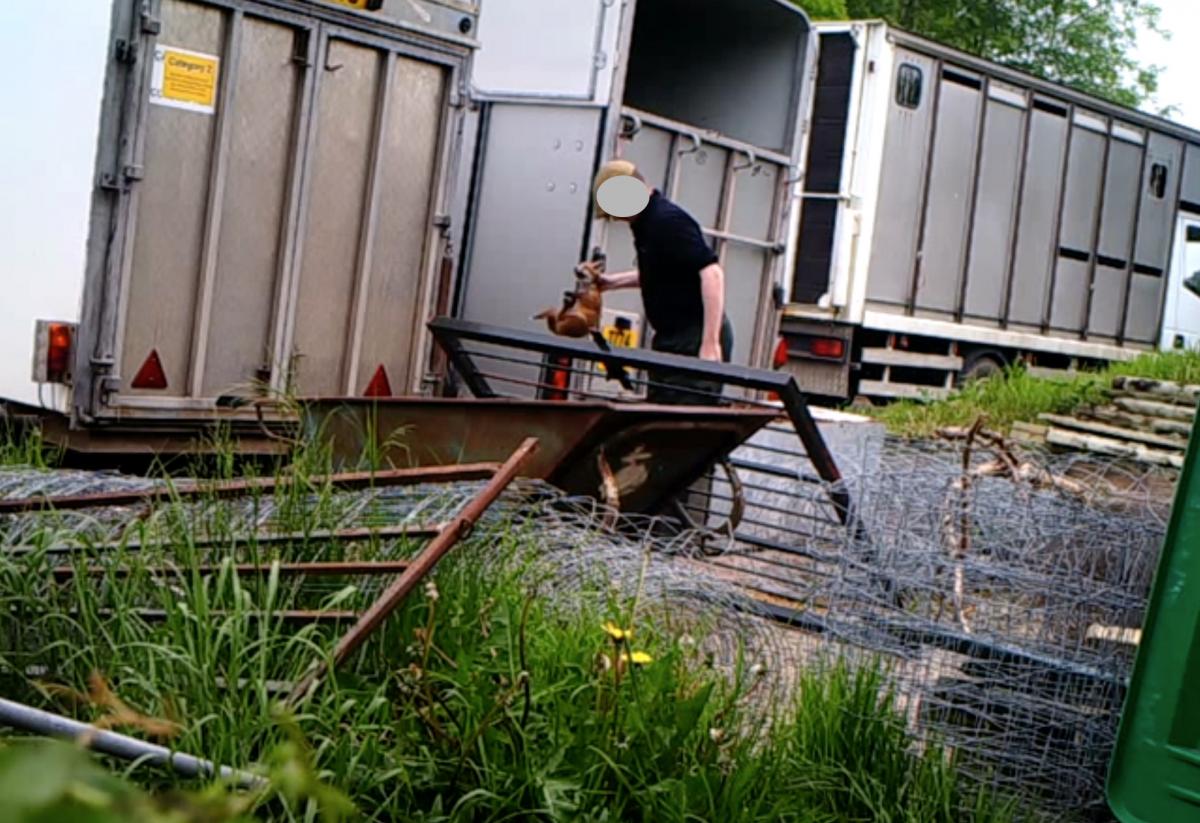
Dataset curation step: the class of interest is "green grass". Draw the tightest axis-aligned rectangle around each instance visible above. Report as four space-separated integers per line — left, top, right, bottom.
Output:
0 435 1019 822
866 349 1200 437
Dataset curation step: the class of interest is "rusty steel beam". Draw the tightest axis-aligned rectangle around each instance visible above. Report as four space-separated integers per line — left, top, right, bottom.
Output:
28 523 444 556
0 463 500 514
289 437 539 703
53 560 413 580
85 608 359 623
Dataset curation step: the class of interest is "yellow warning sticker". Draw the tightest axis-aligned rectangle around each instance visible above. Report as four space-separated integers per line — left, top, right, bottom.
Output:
150 45 220 114
597 322 638 375
322 0 384 9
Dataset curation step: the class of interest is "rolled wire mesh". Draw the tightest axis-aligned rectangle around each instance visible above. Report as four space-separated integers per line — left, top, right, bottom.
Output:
0 438 1174 818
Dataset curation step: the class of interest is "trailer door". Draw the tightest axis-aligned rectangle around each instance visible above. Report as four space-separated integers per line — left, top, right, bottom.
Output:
82 0 457 417
1161 218 1200 350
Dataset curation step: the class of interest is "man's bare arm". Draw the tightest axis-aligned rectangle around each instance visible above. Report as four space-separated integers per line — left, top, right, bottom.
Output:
698 263 725 361
600 269 640 291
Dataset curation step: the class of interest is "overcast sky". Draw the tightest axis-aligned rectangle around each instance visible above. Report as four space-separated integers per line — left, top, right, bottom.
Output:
1135 0 1200 128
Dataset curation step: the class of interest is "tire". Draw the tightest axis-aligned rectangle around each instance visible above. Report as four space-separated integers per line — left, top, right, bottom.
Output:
958 353 1003 386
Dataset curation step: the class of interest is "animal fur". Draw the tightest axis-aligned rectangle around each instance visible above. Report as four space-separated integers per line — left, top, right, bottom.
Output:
534 268 603 338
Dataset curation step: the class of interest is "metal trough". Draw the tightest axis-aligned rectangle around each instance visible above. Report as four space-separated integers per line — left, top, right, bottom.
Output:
300 397 776 515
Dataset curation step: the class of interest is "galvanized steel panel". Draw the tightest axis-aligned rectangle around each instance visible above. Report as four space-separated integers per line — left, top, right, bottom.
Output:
1008 104 1068 325
291 38 381 395
723 245 768 366
201 17 300 397
1183 144 1200 207
459 104 601 391
730 163 779 241
122 0 225 395
914 74 982 313
1134 132 1183 272
866 49 936 305
1058 128 1105 251
1088 264 1125 338
963 98 1024 318
471 0 607 99
674 145 728 231
1048 257 1088 331
354 56 447 395
1125 272 1163 342
1097 138 1142 264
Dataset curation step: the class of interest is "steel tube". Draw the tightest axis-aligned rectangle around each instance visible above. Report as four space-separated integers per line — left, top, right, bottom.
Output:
289 437 539 702
0 697 265 790
0 463 499 514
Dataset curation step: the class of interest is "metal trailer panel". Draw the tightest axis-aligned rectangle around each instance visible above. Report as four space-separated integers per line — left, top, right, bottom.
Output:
1049 125 1106 331
470 0 613 101
1126 133 1184 342
962 94 1025 320
623 0 806 154
865 48 937 305
914 70 983 314
351 55 446 396
1089 265 1127 338
1007 101 1069 326
290 37 382 395
1088 135 1144 338
791 30 856 304
457 103 602 392
675 146 730 233
120 0 225 397
0 3 109 409
200 16 301 397
1183 144 1200 210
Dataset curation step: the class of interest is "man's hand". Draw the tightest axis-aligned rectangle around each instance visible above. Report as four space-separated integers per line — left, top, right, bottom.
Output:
699 339 723 362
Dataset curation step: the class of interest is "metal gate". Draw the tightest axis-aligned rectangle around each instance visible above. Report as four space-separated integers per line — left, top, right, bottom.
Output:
605 109 789 367
80 0 462 417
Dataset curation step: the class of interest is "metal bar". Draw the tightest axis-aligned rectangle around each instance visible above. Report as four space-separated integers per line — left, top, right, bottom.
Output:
122 608 358 623
343 50 395 395
1041 104 1075 333
728 456 822 484
1080 119 1113 338
288 437 539 702
1001 94 1038 328
955 75 989 322
699 226 777 251
428 318 861 529
0 464 499 514
0 697 264 790
53 561 412 580
906 58 944 315
22 523 443 556
270 23 319 394
189 11 244 398
622 107 793 166
1115 144 1150 345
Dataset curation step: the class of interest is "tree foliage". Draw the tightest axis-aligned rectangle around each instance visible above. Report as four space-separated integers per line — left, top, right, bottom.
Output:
796 0 1162 107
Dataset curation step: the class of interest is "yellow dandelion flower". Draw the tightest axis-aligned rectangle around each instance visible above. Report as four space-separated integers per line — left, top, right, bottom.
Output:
602 621 632 641
620 650 653 666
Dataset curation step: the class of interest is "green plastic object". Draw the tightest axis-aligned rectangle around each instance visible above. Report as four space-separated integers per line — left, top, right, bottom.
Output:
1108 409 1200 821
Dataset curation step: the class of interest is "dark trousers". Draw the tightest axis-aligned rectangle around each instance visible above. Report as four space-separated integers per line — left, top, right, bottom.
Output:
646 315 734 406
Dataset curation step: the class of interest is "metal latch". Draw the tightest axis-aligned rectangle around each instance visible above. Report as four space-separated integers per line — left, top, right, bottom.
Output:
114 39 138 65
99 165 144 192
140 10 162 35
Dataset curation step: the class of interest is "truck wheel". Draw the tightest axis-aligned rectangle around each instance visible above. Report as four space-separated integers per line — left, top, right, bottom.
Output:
958 353 1003 385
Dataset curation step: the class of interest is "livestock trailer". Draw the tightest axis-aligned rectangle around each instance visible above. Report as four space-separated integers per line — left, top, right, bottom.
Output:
0 0 816 454
783 21 1200 400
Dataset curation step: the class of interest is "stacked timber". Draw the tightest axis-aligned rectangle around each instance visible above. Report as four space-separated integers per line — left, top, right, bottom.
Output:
1010 376 1195 469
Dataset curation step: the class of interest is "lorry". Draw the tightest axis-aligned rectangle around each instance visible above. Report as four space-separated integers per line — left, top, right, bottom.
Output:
781 21 1200 400
0 0 816 456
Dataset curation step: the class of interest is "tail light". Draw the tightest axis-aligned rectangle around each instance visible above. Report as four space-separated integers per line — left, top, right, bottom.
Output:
809 337 845 359
32 320 75 384
772 336 790 369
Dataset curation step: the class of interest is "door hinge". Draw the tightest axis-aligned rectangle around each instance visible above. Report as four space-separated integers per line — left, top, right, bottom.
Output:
432 213 451 230
99 164 144 192
114 39 138 65
140 10 162 35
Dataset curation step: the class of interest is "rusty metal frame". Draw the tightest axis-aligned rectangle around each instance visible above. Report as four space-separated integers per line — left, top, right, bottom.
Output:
427 318 863 538
0 463 500 515
52 560 413 580
288 437 539 702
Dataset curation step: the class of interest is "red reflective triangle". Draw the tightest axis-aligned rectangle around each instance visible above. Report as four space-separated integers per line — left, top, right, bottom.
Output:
363 364 393 398
131 349 168 390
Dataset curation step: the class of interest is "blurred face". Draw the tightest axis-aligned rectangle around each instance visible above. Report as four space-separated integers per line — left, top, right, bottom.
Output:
595 174 650 221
